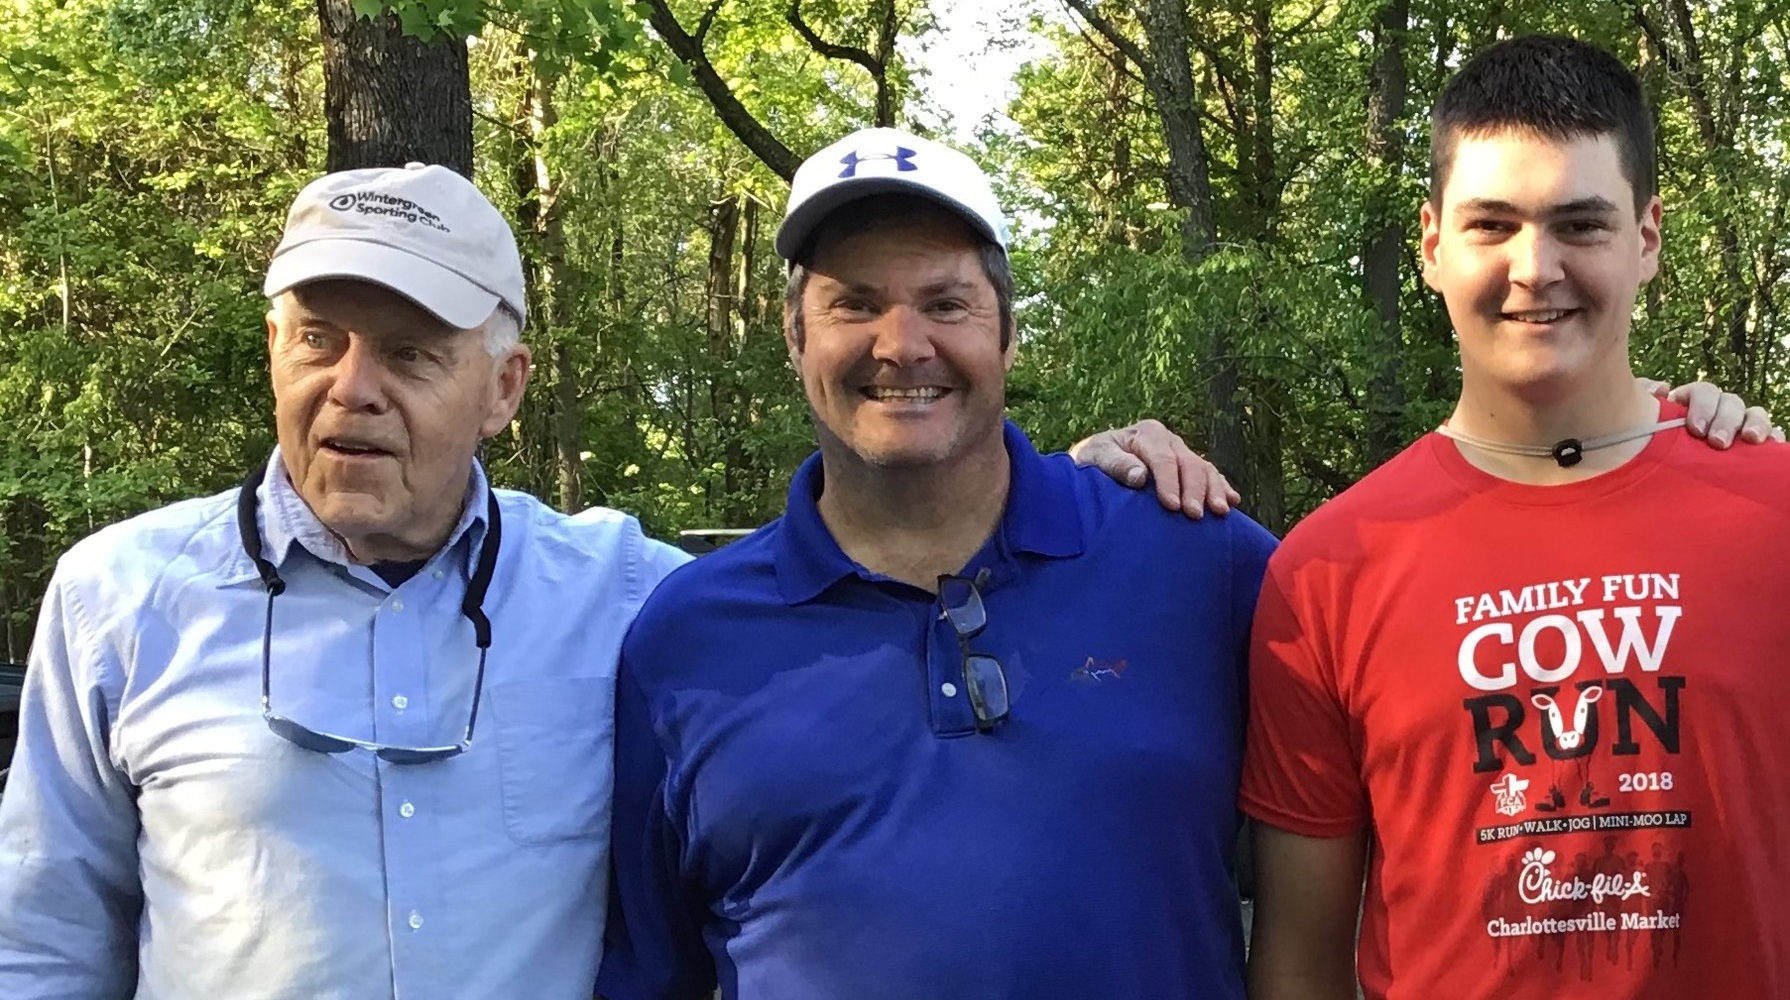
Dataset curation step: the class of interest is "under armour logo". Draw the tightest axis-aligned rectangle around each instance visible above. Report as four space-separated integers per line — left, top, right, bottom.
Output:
839 146 918 178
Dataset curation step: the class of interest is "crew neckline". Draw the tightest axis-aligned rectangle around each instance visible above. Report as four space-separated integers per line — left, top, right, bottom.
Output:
1426 399 1687 507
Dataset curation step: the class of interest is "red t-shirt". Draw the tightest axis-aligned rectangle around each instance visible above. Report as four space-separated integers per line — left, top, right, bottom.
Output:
1241 403 1790 1000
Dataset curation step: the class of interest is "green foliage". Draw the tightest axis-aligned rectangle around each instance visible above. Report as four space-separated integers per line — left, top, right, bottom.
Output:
371 0 649 76
0 0 314 656
1 0 1786 656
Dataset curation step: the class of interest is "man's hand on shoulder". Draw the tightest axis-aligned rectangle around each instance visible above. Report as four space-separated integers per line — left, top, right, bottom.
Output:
1069 419 1238 519
1641 377 1783 446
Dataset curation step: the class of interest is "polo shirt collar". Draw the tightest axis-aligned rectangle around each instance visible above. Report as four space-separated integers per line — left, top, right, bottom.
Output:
256 446 490 578
774 420 1084 605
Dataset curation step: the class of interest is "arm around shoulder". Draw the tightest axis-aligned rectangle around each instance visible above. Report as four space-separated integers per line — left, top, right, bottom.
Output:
0 568 143 997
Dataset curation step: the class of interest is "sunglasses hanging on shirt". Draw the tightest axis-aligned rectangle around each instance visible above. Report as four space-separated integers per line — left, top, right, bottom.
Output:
236 462 500 764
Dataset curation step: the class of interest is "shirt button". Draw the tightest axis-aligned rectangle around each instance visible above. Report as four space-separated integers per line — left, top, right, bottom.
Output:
392 694 409 710
390 598 404 612
408 911 423 930
433 569 445 579
941 682 959 697
399 801 416 819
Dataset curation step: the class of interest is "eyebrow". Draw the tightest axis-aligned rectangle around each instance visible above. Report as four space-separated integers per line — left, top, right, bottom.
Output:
821 278 979 296
1457 196 1620 218
919 279 977 296
287 314 458 345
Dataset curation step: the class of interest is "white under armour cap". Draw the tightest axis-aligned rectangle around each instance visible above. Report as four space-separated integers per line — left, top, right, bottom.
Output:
264 163 527 331
775 127 1010 261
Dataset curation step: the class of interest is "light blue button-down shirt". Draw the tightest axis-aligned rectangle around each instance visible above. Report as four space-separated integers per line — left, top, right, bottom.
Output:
0 450 688 1000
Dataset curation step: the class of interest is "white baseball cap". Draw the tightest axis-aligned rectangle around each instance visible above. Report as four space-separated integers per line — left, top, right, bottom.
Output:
775 127 1010 261
263 163 527 331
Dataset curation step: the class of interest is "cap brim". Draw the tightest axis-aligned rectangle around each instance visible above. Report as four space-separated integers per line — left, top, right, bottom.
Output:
263 239 501 330
774 178 1004 261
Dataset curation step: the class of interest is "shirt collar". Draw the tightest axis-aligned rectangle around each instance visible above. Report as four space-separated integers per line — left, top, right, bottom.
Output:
774 420 1084 605
256 446 491 578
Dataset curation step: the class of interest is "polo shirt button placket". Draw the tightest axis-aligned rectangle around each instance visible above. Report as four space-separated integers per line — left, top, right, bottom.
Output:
925 601 979 737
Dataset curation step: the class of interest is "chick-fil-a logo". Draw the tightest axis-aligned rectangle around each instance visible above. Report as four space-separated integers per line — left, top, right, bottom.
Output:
1516 847 1651 905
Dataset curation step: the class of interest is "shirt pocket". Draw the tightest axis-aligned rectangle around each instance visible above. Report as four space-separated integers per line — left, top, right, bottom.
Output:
488 676 616 845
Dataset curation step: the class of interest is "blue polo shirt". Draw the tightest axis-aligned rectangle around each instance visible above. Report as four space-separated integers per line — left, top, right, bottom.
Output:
598 422 1277 1000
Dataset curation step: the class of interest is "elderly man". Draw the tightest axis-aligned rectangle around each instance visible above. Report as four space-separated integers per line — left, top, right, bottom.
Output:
0 163 688 999
596 128 1280 1000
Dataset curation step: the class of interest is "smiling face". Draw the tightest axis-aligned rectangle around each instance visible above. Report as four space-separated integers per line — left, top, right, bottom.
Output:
1422 129 1661 402
787 202 1014 472
791 203 1016 472
266 280 529 562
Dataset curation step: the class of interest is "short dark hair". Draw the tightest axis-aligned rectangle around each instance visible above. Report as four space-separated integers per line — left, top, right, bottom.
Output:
1430 35 1656 215
784 194 1014 351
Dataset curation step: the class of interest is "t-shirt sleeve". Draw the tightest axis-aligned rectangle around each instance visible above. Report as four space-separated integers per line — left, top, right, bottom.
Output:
596 652 716 1000
1238 555 1368 837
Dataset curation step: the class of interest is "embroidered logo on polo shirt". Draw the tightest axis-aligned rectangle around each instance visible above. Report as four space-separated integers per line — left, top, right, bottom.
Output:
1070 656 1127 684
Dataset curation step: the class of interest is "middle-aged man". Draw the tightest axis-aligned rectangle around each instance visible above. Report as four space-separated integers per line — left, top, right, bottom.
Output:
0 162 691 999
1241 36 1790 1000
595 127 1281 1000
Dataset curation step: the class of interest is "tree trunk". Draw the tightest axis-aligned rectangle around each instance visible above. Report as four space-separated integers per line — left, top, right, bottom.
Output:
706 195 744 514
1248 384 1289 534
1138 0 1218 260
316 0 472 174
1246 0 1276 238
532 71 583 513
1127 0 1244 498
1362 0 1409 466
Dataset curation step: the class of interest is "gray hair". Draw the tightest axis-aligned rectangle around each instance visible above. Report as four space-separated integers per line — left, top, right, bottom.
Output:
481 306 522 357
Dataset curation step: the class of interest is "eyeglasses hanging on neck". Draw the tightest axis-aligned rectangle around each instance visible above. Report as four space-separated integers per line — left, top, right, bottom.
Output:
937 570 1009 733
236 462 499 764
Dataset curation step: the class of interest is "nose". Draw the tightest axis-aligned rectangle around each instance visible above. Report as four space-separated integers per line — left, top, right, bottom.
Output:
325 335 390 412
1508 228 1564 289
868 306 936 367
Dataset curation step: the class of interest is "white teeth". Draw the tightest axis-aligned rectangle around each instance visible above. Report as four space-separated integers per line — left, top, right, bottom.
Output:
864 387 946 401
1509 310 1570 322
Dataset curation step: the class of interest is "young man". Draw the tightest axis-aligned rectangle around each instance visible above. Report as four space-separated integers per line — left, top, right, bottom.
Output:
597 128 1278 999
1242 35 1790 1000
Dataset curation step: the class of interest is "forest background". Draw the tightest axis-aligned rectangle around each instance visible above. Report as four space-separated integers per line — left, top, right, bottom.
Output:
2 0 1787 659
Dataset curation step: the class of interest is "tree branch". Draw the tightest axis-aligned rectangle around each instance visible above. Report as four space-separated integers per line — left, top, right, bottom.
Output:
644 0 800 180
786 0 896 126
695 0 725 45
1276 3 1326 41
1072 16 1148 90
786 0 880 75
1061 0 1153 76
